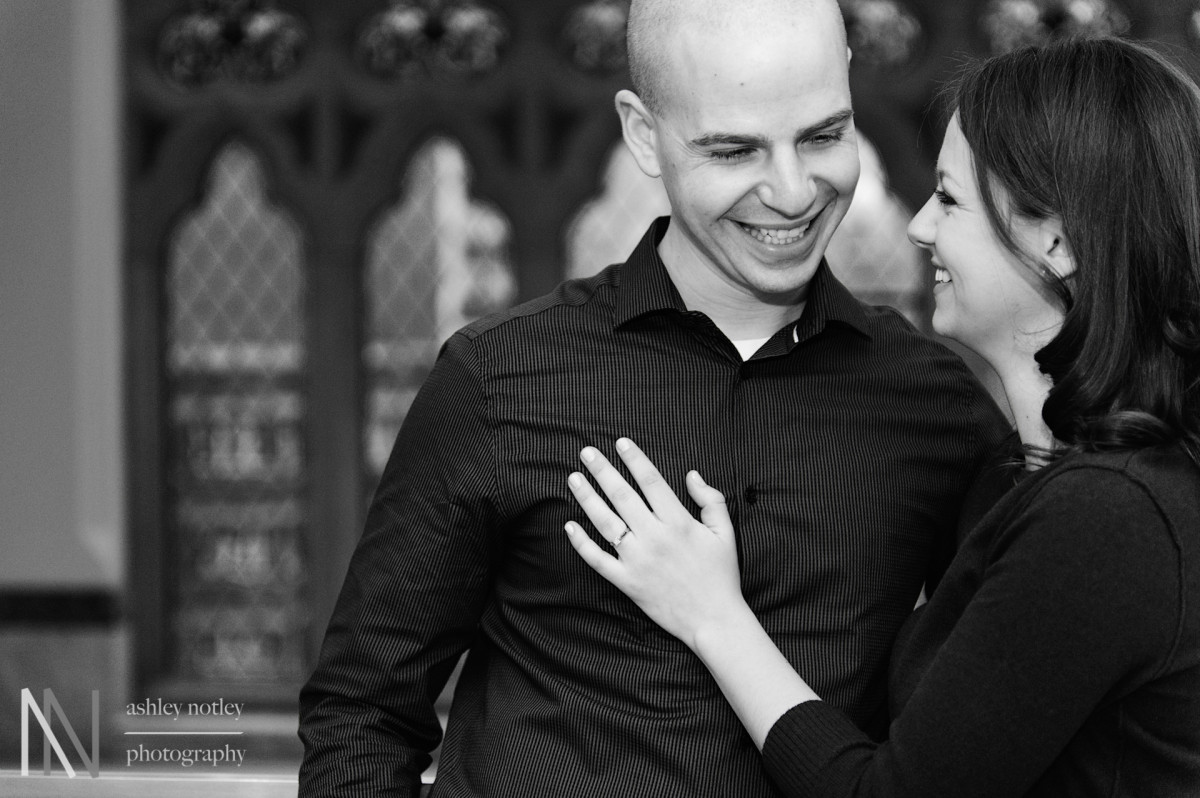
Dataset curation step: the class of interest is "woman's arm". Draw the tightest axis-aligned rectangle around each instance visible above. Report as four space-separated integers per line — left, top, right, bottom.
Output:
564 438 819 748
565 441 1184 797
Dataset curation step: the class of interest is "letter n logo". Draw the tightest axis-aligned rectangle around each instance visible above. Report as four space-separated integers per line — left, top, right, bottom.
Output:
20 688 100 778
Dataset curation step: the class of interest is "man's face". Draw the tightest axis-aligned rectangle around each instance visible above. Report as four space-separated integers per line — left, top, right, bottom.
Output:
648 16 860 305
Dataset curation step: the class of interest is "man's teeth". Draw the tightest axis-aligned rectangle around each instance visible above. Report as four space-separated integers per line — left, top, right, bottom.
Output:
934 268 952 284
740 221 812 245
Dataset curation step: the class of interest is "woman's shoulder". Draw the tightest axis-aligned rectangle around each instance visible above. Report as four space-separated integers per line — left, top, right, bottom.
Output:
1032 445 1199 526
985 444 1200 571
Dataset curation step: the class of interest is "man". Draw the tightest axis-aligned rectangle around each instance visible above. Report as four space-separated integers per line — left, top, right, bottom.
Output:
298 0 1010 795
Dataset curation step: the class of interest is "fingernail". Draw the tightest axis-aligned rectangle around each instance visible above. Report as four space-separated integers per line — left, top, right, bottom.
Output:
616 438 632 452
580 447 596 464
563 523 575 535
568 472 584 489
688 470 706 485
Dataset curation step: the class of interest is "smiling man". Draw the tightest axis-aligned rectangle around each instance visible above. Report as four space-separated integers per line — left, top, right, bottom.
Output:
298 1 1010 796
619 0 860 347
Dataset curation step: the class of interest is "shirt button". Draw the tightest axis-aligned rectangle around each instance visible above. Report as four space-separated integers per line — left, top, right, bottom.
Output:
744 486 758 505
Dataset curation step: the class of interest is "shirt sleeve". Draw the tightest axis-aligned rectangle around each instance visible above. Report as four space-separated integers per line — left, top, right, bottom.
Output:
761 465 1182 798
298 332 499 797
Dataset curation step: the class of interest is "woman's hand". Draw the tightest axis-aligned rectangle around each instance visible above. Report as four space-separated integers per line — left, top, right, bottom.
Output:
564 438 748 651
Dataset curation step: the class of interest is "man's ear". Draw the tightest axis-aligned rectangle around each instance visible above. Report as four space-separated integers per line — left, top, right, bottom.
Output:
615 89 663 179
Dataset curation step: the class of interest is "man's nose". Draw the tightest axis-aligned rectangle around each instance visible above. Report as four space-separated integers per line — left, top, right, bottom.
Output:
759 152 817 216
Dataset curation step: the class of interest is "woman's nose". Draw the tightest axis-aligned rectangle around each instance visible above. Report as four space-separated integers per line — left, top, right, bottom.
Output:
906 194 938 249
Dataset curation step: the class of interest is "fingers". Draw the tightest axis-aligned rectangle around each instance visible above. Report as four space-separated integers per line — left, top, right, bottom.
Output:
578 446 658 531
686 471 735 536
568 471 635 547
613 438 688 521
563 521 624 585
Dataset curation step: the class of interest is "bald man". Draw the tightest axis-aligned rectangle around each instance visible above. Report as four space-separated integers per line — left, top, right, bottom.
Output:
298 1 1009 795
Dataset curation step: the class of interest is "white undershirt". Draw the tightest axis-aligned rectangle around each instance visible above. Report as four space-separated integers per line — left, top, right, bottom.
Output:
731 325 802 360
732 337 771 360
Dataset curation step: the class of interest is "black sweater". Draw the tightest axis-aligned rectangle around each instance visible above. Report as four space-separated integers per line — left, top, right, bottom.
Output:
763 444 1200 797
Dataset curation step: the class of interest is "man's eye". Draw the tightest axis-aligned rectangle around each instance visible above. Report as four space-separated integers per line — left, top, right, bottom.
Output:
710 148 752 161
808 130 846 145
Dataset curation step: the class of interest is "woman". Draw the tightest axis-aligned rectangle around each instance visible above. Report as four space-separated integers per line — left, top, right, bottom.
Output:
564 37 1200 796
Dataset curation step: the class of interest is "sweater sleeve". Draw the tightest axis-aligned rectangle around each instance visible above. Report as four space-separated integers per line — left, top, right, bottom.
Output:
762 464 1182 798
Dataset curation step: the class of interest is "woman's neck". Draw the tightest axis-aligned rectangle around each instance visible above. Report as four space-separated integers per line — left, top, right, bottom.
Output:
993 355 1057 470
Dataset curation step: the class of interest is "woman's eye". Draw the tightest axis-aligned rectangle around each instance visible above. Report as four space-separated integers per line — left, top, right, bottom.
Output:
934 189 956 208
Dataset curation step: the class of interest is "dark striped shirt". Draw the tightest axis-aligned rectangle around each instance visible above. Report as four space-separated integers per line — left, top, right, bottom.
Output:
298 217 1011 797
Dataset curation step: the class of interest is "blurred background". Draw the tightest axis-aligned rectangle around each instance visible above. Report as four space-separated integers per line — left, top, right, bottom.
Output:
2 0 1199 783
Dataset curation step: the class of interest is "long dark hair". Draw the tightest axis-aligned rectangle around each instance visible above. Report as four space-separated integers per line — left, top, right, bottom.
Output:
952 36 1200 466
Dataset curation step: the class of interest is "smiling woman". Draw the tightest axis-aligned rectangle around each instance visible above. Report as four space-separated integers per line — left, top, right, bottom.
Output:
908 115 1067 369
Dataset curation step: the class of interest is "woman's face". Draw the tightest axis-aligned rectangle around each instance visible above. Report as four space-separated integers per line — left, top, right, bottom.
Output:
907 116 1065 364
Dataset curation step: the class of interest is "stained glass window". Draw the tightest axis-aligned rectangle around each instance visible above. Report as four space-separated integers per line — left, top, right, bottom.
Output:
363 139 515 478
566 136 926 325
166 141 309 683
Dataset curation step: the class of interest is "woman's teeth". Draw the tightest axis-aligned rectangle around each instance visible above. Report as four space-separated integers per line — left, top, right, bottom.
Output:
934 268 952 284
739 221 812 245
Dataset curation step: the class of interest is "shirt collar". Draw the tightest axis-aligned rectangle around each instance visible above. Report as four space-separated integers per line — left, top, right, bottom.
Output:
613 217 688 327
614 216 873 344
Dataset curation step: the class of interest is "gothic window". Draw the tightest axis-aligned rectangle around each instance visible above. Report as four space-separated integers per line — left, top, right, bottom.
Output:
363 139 515 477
566 141 670 279
165 141 309 683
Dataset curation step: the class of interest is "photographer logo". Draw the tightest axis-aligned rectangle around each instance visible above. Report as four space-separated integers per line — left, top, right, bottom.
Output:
19 688 100 778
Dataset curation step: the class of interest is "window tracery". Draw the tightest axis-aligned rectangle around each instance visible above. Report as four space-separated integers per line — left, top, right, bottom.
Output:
981 0 1131 53
158 0 307 86
357 0 510 79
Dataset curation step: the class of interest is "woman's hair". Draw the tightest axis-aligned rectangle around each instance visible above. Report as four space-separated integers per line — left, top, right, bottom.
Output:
951 36 1200 466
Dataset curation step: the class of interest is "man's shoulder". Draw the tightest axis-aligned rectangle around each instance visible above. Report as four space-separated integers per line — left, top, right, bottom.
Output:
851 301 970 370
456 264 622 343
845 300 1009 438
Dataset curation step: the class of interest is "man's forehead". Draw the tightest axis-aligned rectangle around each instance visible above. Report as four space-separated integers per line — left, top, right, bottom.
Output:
634 0 837 29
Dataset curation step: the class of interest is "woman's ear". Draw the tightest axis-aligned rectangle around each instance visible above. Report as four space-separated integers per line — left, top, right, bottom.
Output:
614 89 663 179
1039 217 1076 280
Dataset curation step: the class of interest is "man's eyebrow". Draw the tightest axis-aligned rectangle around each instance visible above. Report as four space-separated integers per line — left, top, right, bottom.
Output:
690 132 770 149
689 110 855 149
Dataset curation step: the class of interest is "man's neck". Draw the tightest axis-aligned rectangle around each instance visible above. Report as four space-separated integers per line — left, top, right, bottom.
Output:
658 234 807 341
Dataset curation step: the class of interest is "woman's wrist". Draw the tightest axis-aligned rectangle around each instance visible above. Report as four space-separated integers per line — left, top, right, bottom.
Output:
688 598 761 658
